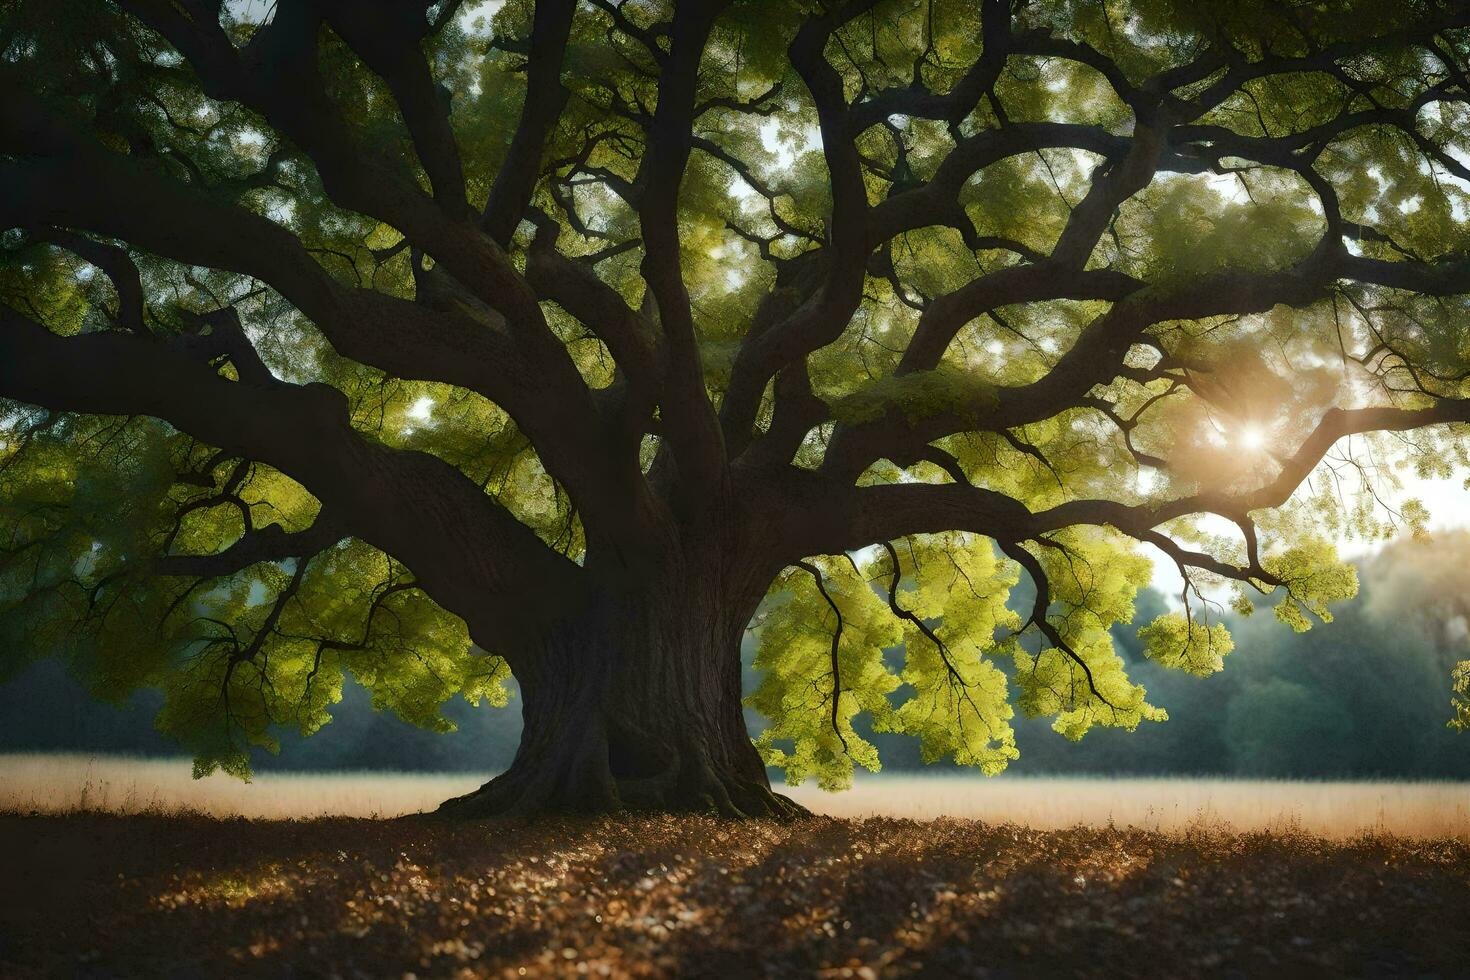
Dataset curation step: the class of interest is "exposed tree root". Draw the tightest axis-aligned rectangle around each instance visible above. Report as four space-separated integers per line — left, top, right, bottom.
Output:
436 762 810 822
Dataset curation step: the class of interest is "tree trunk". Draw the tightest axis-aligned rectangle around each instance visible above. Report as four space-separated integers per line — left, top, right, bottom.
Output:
436 558 806 820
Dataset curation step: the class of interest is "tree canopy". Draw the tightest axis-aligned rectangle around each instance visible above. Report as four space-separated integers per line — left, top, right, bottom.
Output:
1 0 1468 801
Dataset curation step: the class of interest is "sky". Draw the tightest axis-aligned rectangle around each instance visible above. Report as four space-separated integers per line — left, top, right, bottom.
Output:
1144 468 1469 608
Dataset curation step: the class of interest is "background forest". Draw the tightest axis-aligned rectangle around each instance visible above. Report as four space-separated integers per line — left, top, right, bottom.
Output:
7 530 1467 781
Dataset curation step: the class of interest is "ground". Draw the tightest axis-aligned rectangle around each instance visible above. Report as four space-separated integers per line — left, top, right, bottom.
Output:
1 812 1467 978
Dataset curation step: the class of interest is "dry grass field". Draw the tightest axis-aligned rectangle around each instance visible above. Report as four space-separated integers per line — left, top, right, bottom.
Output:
2 755 1469 977
2 753 1468 839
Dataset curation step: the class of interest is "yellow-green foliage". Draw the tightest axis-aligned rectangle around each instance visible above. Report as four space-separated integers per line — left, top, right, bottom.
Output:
747 559 903 791
1008 533 1165 742
889 538 1020 773
0 413 510 780
1264 540 1360 632
140 542 511 780
1127 174 1320 282
1452 662 1470 733
828 365 999 426
749 531 1191 788
1139 614 1235 676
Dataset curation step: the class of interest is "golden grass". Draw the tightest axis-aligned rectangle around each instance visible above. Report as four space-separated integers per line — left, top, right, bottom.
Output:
790 774 1470 840
2 752 1467 839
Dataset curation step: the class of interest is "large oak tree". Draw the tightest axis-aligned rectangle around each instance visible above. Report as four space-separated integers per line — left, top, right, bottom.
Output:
2 0 1469 817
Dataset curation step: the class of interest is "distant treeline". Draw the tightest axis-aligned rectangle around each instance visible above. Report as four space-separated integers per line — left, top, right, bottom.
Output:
3 533 1468 780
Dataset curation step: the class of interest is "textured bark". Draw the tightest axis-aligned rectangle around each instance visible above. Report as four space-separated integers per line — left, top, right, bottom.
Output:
439 536 806 820
437 609 805 820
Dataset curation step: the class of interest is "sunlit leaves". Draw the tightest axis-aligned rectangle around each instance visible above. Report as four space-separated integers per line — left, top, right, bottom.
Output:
1119 173 1320 283
152 542 511 780
1139 613 1235 676
746 538 1023 790
1008 532 1164 740
889 537 1020 773
1013 635 1167 742
749 531 1181 786
961 154 1073 255
1264 539 1360 632
1451 661 1470 732
748 559 902 791
0 406 505 779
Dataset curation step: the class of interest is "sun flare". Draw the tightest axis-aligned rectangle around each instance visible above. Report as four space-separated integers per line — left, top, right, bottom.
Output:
1236 424 1268 451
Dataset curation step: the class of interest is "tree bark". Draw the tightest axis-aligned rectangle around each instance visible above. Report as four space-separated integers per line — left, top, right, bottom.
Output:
437 543 807 820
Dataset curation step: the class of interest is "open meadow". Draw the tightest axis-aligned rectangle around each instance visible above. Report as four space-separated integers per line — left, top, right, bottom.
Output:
2 755 1469 977
3 753 1468 838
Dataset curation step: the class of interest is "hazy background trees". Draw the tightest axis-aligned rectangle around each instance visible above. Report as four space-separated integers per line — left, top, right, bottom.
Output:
5 530 1466 781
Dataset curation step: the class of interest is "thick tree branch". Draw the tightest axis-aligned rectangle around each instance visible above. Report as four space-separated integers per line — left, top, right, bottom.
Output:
153 513 348 579
0 86 638 546
717 2 880 456
30 228 146 335
822 239 1470 483
636 1 732 508
524 211 660 394
764 398 1470 564
847 0 1013 133
324 0 473 219
482 0 577 245
116 0 598 452
0 303 587 653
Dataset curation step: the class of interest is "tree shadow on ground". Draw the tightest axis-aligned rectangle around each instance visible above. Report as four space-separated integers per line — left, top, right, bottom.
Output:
3 813 1468 978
